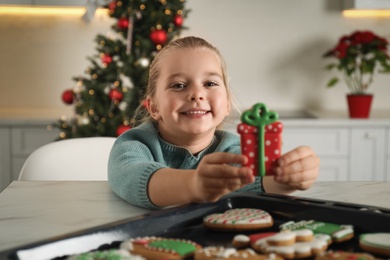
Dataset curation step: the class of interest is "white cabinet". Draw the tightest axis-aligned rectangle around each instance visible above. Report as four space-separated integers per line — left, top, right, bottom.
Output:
350 128 386 181
0 128 11 192
283 124 389 181
0 123 59 192
282 127 350 181
387 129 390 181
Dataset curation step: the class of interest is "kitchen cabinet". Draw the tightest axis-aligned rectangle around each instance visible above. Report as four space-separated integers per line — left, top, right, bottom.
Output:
0 123 59 192
387 129 390 181
283 124 390 181
350 128 386 181
0 128 10 193
282 127 350 181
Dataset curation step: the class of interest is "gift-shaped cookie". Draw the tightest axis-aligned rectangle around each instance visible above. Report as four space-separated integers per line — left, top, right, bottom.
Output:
237 103 283 177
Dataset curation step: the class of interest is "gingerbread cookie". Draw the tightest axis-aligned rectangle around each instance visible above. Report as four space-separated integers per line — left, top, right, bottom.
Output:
315 250 375 260
237 103 283 177
203 208 273 231
280 220 353 243
359 233 390 257
249 230 330 259
194 247 283 260
120 236 201 259
66 249 145 260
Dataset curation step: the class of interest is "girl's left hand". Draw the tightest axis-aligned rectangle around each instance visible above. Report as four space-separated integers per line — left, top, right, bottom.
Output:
273 146 320 190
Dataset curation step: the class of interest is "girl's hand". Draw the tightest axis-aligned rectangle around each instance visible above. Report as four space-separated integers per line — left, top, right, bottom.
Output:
192 152 254 203
273 146 320 191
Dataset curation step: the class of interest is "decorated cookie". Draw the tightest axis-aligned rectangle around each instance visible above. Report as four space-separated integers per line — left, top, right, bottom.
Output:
120 236 201 260
359 233 390 257
203 208 274 231
232 234 252 248
315 250 375 260
66 249 145 260
249 231 330 259
237 103 283 177
280 220 353 243
195 247 283 260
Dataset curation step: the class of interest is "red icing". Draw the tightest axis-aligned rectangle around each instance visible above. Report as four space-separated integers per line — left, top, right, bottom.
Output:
133 238 149 245
238 122 283 176
249 232 276 244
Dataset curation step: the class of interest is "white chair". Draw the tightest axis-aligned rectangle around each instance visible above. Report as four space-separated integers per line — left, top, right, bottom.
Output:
18 137 117 181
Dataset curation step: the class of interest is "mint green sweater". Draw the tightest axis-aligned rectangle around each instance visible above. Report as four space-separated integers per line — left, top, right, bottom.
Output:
108 121 263 209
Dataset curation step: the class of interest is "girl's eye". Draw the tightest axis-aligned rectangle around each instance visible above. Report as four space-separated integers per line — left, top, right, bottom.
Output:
170 83 186 90
204 81 218 87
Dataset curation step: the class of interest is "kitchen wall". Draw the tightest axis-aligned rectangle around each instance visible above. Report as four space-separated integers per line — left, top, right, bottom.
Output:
1 0 390 118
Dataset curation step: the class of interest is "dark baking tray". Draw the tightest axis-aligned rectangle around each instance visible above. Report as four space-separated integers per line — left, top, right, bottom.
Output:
1 193 390 260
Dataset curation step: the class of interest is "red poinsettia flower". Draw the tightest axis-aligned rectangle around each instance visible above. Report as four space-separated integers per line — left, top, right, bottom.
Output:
323 30 390 94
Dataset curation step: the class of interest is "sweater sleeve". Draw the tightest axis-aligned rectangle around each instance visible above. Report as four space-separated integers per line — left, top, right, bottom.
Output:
108 123 166 210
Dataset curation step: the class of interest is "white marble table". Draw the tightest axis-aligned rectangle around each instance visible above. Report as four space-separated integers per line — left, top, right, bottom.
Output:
0 181 389 253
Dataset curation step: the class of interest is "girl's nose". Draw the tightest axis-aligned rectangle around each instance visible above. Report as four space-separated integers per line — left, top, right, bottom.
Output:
190 95 204 101
188 87 204 102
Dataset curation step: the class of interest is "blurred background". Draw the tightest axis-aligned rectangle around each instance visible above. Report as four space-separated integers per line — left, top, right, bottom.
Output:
1 0 390 119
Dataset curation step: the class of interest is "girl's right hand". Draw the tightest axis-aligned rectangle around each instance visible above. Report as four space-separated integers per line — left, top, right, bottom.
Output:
191 152 254 203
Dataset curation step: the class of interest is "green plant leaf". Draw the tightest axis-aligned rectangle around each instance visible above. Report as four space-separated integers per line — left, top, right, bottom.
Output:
327 77 339 87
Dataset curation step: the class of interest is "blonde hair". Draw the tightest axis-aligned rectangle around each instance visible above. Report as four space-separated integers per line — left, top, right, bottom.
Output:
133 36 234 126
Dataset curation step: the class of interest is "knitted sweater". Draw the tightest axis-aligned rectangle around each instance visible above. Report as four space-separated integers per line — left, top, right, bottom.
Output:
108 121 263 209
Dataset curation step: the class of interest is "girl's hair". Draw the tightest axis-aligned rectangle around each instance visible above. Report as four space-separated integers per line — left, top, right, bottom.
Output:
133 36 233 126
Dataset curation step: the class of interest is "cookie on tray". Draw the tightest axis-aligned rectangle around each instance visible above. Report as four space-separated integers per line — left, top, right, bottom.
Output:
315 250 375 260
66 249 145 260
120 236 202 260
359 233 390 257
194 247 283 260
203 208 273 231
280 220 354 243
248 230 330 259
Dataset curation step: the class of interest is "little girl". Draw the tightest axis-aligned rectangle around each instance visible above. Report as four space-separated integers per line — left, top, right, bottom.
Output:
108 36 320 210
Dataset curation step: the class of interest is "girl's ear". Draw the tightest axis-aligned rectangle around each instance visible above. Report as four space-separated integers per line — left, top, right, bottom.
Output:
146 98 161 121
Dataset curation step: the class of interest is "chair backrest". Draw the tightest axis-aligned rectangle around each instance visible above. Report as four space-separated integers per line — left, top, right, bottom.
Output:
18 137 117 181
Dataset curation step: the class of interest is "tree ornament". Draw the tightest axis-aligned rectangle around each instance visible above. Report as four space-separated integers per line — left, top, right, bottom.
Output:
150 29 168 45
101 54 113 64
116 124 131 136
108 0 116 11
118 101 128 111
173 15 183 27
109 89 123 101
137 57 150 68
117 17 129 29
61 89 74 104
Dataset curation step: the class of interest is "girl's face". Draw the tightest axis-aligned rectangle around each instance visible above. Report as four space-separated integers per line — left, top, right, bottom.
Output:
148 47 230 144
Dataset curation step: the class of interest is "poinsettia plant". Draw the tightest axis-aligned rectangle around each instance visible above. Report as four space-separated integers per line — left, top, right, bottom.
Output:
323 30 390 94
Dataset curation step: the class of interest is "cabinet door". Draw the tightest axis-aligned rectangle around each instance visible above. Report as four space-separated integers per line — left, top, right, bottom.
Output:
283 127 349 181
387 129 390 181
350 128 386 181
0 128 11 192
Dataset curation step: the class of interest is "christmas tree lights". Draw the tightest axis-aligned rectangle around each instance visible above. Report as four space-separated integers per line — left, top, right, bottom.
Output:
53 0 189 139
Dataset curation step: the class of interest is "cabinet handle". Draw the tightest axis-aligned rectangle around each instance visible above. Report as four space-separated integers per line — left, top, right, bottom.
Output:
364 132 372 139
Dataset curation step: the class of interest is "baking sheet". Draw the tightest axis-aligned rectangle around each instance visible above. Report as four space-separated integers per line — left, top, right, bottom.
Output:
2 192 390 260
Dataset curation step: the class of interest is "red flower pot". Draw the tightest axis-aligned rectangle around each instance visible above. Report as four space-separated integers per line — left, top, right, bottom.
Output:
346 94 373 118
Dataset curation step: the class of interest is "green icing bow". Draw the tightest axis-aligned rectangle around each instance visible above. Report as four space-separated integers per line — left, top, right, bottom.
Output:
241 103 278 176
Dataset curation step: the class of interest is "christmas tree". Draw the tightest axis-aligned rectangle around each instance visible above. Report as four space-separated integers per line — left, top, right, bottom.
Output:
54 0 189 139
